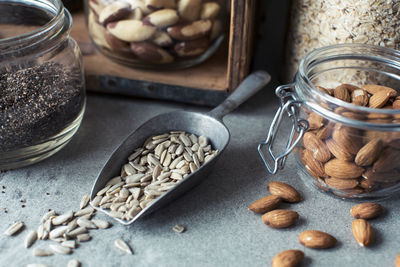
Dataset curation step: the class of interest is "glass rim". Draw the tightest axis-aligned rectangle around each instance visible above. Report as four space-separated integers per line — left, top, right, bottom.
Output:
0 0 67 47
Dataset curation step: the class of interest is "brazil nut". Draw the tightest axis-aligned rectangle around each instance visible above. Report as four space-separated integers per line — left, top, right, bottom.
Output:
126 7 143 20
103 29 131 53
167 20 212 41
107 20 156 42
143 9 179 27
174 37 209 57
88 0 105 19
200 2 220 20
145 0 176 10
178 0 201 21
151 30 173 47
130 42 174 63
88 13 111 50
99 1 131 26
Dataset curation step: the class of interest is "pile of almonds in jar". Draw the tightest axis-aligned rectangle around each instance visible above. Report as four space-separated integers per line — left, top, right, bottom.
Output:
300 83 400 197
88 0 224 64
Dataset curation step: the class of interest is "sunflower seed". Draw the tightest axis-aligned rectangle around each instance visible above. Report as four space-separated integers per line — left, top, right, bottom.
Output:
172 224 186 233
96 185 111 196
191 143 199 152
67 227 87 237
123 182 141 188
27 264 49 267
189 134 198 144
50 243 72 254
77 217 97 229
79 194 90 210
152 133 169 140
197 149 204 162
179 134 191 146
51 211 73 226
198 136 208 147
152 165 162 180
41 210 56 222
128 149 143 161
167 144 177 154
130 162 146 172
109 210 124 218
107 182 125 193
152 138 168 145
61 240 77 249
24 230 37 248
162 153 172 167
192 153 200 168
77 233 91 242
92 219 111 229
49 226 69 239
189 162 198 172
125 174 144 184
157 172 171 180
203 145 211 152
176 160 187 169
66 259 81 267
43 219 52 232
74 206 94 217
4 221 24 236
204 154 215 162
90 195 102 207
170 172 183 180
114 238 133 254
106 176 122 187
33 248 53 257
37 224 45 240
175 144 184 155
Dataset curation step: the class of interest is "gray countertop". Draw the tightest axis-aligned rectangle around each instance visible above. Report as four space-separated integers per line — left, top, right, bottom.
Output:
1 81 400 267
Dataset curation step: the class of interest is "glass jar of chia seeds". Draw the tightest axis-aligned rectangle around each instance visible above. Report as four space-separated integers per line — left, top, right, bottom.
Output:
259 44 400 200
0 0 86 170
85 0 226 69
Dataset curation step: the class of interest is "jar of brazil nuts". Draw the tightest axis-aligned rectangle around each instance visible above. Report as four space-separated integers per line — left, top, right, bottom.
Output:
258 44 400 199
85 0 226 69
0 0 86 170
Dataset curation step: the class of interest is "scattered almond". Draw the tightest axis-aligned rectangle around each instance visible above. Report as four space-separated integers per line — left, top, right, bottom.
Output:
261 209 299 228
395 253 400 267
352 219 374 247
248 195 281 214
267 181 302 203
350 203 382 219
271 249 304 267
298 230 337 249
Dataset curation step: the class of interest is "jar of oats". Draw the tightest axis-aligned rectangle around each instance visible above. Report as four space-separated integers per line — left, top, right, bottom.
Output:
259 43 400 199
284 0 400 82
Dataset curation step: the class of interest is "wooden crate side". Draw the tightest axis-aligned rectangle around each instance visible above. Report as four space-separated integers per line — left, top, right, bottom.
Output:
227 0 256 92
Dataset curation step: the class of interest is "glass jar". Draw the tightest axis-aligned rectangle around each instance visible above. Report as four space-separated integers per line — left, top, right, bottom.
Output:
259 44 400 200
85 0 226 69
0 0 86 170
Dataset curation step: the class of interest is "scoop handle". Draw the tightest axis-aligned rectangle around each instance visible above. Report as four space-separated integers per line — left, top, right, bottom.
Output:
207 71 271 120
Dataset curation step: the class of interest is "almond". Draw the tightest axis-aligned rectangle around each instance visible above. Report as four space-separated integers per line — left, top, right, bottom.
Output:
298 230 337 249
271 249 304 267
324 159 364 179
362 168 400 183
350 202 382 219
351 89 369 106
332 125 362 155
334 84 351 102
362 84 397 98
248 195 281 214
307 112 325 130
262 209 299 228
303 132 331 163
267 181 302 203
352 219 374 247
315 124 333 140
316 86 331 95
333 187 364 198
325 177 359 190
338 83 361 92
301 149 326 178
325 138 354 161
355 139 383 166
359 178 379 192
372 148 400 172
393 100 400 109
369 90 390 108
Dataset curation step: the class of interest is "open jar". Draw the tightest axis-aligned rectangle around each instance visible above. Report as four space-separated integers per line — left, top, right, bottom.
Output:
259 44 400 200
0 0 86 170
85 0 226 69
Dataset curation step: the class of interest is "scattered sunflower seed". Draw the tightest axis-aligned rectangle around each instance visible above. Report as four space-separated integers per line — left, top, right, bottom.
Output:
4 221 24 236
67 259 81 267
61 240 77 249
49 243 72 254
172 224 186 233
76 233 91 242
52 211 73 225
114 238 133 254
79 194 90 210
27 264 49 267
24 230 38 248
92 219 111 229
33 248 53 257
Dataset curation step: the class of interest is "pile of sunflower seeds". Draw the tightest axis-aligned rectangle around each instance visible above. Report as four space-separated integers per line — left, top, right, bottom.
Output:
92 131 218 221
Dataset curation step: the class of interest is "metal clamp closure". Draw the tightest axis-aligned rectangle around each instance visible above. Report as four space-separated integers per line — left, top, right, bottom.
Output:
258 84 309 174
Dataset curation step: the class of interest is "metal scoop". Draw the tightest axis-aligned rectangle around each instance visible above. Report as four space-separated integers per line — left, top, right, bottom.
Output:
90 71 271 225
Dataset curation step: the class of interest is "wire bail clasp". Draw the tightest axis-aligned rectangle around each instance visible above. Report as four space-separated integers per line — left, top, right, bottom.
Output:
257 84 309 174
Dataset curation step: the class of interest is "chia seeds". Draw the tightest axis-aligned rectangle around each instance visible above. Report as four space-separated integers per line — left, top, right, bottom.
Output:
0 62 84 151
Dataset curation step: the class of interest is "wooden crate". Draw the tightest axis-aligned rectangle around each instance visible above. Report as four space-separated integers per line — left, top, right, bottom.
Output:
71 0 256 106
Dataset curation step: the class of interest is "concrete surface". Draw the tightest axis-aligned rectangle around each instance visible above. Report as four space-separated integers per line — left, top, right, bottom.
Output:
1 81 400 267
